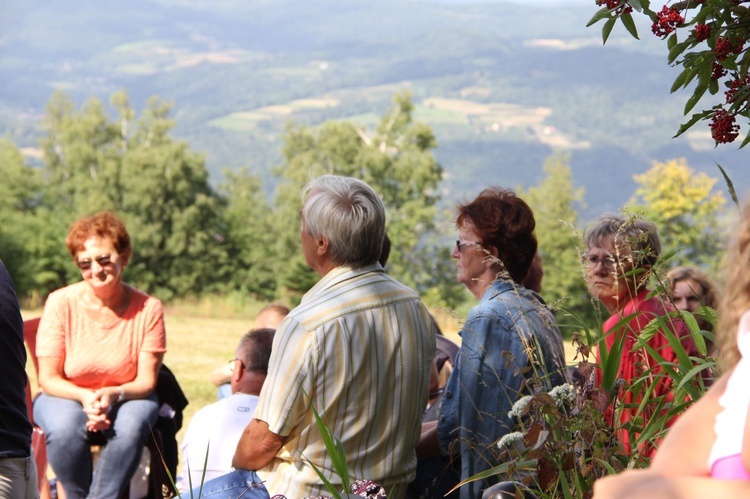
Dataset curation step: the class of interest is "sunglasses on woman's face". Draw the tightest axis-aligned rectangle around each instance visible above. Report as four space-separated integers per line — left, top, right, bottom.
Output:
75 253 113 271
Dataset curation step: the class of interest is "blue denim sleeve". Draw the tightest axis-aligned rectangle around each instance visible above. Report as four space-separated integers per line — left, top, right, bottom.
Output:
436 284 565 499
436 308 529 456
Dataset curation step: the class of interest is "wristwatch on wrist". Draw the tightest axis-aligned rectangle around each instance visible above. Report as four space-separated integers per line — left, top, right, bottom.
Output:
117 386 125 403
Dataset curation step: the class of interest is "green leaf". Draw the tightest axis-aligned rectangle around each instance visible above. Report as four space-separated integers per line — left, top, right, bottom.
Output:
674 309 706 356
198 441 210 498
668 41 691 65
673 111 709 138
333 439 351 491
682 85 708 116
667 33 677 51
448 459 537 494
740 129 750 149
586 7 611 28
670 68 690 93
303 454 344 499
674 362 715 392
599 315 630 391
680 65 704 90
709 78 719 95
309 400 350 492
620 13 639 39
602 17 618 45
662 247 682 264
715 162 740 208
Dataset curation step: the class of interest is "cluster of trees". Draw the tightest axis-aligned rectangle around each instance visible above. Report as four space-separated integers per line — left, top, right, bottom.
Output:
0 89 731 328
1 90 454 307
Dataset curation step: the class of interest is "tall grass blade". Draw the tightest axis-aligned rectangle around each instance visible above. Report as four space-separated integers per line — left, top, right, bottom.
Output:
447 460 537 495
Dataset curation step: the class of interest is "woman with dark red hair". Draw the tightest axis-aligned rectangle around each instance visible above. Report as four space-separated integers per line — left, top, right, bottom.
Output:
417 188 566 499
34 212 166 498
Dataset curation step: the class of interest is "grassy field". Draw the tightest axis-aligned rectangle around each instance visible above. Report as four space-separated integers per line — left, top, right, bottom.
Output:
160 305 466 438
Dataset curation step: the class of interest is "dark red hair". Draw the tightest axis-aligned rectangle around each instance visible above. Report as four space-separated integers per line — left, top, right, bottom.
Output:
65 212 131 259
456 188 537 283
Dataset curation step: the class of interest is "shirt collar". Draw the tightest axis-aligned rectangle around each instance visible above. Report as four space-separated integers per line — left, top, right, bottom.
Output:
301 263 384 302
479 279 515 304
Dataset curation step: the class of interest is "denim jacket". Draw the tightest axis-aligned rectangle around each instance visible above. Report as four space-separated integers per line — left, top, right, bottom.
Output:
436 280 566 499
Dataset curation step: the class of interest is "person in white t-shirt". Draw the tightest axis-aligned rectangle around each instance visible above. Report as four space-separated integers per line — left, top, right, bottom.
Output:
177 328 274 492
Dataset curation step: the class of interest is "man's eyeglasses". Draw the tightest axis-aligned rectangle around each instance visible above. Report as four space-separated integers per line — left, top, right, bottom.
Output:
455 240 480 252
76 253 113 271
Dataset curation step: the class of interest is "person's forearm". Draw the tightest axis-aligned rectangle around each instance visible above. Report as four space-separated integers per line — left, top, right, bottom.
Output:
233 419 284 470
209 365 232 387
39 374 94 405
594 470 750 498
116 379 157 400
121 351 163 400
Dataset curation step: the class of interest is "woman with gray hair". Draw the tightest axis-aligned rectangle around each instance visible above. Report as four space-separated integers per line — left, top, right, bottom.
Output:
582 214 693 457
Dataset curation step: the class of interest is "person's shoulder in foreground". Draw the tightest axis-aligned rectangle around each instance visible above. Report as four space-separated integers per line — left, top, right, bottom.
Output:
0 258 38 496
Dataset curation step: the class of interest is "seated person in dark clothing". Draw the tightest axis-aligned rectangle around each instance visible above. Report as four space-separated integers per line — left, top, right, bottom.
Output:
0 258 38 498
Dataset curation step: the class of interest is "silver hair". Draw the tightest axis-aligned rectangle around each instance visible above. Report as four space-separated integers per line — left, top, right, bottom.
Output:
584 213 661 267
302 175 386 267
236 328 275 373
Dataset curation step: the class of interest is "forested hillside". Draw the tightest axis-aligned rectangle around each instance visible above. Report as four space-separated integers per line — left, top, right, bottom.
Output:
2 0 747 216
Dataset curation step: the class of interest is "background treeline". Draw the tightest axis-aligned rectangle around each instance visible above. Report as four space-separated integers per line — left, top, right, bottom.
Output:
0 89 731 331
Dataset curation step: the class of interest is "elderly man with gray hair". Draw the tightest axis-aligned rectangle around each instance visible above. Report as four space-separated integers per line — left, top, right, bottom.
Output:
196 175 437 499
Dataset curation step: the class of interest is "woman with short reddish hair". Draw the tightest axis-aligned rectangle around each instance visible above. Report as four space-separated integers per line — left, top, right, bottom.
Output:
417 188 566 499
34 211 166 498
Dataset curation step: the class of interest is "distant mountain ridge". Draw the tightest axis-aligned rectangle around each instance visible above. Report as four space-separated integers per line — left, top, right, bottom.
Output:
1 0 746 216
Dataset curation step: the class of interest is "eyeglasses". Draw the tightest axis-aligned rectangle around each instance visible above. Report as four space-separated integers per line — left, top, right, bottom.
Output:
581 254 624 272
455 240 480 252
76 253 113 271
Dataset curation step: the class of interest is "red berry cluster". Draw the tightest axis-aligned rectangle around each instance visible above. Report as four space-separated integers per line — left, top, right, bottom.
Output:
710 109 740 143
712 62 728 80
715 37 744 60
725 75 750 104
693 24 710 42
595 0 632 14
652 6 684 37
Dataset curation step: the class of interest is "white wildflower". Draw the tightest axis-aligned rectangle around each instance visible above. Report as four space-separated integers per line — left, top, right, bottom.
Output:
548 383 576 407
497 431 524 449
507 395 533 419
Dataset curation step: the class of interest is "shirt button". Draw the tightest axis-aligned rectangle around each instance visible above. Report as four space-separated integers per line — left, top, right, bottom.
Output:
439 415 445 422
445 391 452 398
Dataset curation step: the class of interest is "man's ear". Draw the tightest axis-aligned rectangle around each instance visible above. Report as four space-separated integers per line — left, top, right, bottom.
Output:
231 360 243 384
316 237 329 256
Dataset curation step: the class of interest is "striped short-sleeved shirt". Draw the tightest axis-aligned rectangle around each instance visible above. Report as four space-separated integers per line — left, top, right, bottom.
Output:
255 264 437 499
